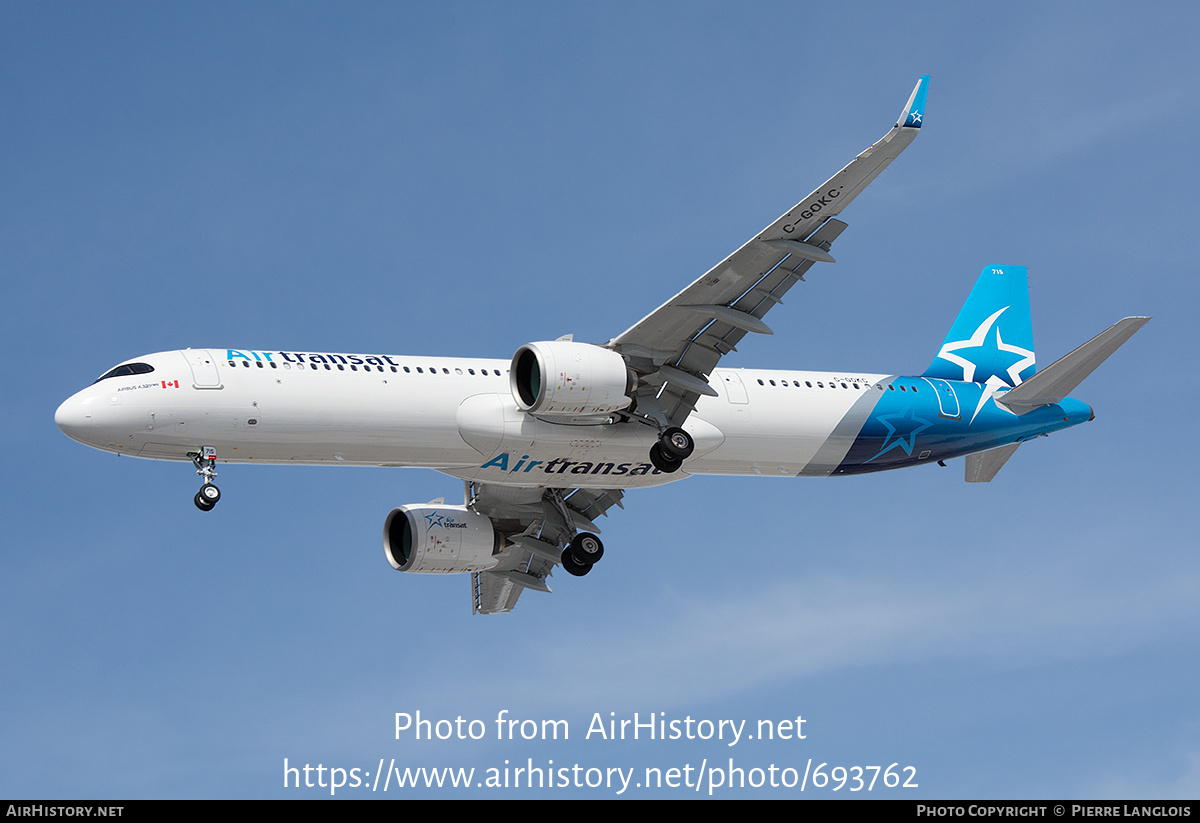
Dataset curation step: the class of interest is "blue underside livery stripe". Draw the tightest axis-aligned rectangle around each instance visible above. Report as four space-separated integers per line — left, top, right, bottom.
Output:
832 377 1093 476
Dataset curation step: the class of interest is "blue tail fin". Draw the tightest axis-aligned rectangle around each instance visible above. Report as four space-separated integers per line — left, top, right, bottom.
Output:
923 265 1037 387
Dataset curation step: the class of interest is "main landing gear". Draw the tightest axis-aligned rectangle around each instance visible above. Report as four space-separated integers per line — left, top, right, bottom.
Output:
189 447 221 512
561 532 605 577
649 426 694 473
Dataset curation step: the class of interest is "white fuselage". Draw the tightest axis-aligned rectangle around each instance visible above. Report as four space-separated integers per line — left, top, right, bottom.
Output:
55 348 891 488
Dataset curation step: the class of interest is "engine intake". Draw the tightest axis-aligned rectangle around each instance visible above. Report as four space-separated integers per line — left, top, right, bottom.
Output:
511 341 634 417
383 505 499 574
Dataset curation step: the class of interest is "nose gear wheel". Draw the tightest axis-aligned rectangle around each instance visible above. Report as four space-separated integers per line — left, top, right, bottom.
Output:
189 448 221 511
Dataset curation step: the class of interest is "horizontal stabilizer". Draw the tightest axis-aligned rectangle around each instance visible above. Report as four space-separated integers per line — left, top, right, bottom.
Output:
998 317 1150 413
965 443 1020 483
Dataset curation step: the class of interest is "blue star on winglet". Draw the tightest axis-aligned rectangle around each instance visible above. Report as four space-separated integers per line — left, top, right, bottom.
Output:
901 75 929 129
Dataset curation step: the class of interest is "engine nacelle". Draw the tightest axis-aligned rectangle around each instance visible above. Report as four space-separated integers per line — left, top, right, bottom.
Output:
510 341 634 417
383 505 499 574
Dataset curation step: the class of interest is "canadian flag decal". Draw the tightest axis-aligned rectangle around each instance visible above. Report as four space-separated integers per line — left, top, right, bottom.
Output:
161 380 179 389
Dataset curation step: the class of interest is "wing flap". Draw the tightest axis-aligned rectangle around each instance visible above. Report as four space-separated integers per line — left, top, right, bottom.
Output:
473 570 524 614
650 218 849 426
469 483 626 614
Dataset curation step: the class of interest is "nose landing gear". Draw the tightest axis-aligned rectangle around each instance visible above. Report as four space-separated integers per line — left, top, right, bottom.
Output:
189 447 221 511
195 483 221 511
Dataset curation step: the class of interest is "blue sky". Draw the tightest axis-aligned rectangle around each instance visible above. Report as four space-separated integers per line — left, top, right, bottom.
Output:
3 1 1198 798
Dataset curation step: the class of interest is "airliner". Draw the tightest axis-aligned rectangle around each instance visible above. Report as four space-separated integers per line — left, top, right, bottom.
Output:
55 76 1148 613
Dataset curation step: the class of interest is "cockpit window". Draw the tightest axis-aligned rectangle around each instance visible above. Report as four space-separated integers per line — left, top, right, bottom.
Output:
93 362 155 383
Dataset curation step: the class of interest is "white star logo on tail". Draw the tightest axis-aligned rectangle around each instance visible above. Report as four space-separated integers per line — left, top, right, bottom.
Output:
934 306 1036 423
936 307 1035 384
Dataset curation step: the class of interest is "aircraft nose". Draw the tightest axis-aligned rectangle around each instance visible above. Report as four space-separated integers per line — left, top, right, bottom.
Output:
55 393 92 441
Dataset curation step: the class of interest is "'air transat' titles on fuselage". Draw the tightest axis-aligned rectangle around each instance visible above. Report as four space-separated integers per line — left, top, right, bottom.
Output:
227 349 401 367
479 453 659 478
57 347 1092 492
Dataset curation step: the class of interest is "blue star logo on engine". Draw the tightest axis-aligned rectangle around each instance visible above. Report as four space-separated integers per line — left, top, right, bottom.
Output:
424 512 445 528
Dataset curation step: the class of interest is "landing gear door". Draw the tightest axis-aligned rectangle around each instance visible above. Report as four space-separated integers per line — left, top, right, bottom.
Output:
182 350 223 389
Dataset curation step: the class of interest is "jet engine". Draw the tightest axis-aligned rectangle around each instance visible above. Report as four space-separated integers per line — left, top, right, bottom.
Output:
510 341 635 418
383 505 500 574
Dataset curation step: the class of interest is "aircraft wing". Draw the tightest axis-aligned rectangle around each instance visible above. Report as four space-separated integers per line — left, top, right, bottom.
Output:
470 484 624 614
609 75 929 427
471 76 928 612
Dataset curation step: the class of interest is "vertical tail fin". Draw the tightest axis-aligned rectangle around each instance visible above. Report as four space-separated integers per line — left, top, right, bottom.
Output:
923 265 1036 387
